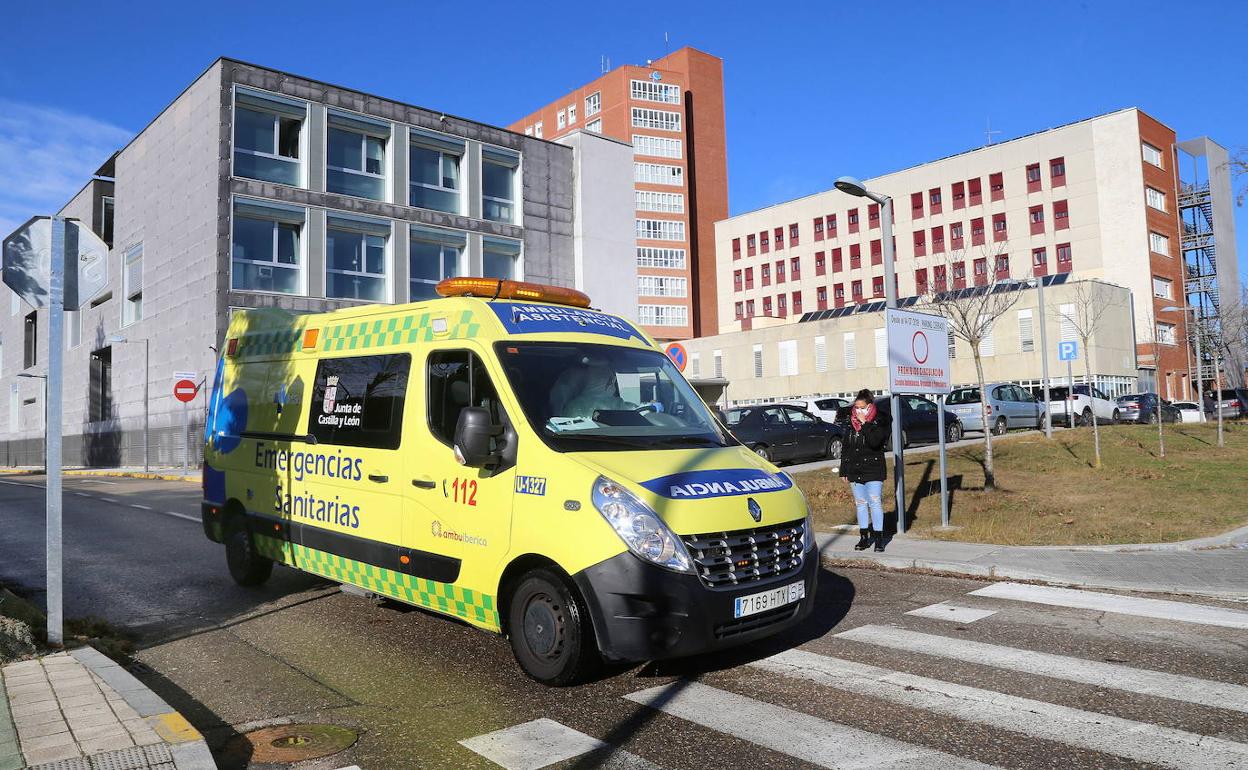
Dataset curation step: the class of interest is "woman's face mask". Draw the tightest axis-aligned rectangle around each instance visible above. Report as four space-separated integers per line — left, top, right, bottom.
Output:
854 406 870 419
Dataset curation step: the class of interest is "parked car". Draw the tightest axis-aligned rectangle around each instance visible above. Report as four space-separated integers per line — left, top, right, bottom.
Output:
784 397 850 423
946 383 1045 435
723 404 843 463
1205 388 1248 420
836 395 963 448
1044 385 1120 426
1115 393 1181 424
1170 401 1203 423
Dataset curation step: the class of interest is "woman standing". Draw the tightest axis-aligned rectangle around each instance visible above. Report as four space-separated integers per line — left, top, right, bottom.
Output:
839 389 891 552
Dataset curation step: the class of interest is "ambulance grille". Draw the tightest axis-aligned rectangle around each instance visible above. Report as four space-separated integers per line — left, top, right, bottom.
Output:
681 519 806 588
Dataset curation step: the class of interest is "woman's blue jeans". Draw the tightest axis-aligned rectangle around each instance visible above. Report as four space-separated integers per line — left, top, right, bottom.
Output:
850 480 885 531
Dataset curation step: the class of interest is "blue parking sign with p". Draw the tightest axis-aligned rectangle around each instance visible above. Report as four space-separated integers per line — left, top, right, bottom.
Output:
1058 341 1079 361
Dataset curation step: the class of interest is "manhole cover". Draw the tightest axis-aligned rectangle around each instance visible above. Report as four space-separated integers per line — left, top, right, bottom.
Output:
226 723 358 763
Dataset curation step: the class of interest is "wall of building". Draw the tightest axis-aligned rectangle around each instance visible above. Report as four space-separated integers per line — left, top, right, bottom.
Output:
681 280 1137 406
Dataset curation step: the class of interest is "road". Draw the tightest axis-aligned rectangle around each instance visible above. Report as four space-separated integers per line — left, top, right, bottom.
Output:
2 475 1246 769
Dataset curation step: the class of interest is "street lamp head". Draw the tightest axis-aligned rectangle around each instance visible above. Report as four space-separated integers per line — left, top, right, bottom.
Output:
16 372 46 379
834 176 869 197
1160 305 1185 314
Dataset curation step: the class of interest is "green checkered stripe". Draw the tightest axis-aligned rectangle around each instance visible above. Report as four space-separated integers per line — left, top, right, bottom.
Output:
322 310 481 352
256 535 499 630
235 329 304 358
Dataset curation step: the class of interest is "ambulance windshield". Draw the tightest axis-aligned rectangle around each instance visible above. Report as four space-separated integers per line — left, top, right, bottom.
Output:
496 342 735 452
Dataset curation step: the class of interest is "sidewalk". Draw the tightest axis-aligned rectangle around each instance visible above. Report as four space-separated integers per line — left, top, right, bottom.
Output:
0 467 198 482
0 647 214 769
817 529 1248 600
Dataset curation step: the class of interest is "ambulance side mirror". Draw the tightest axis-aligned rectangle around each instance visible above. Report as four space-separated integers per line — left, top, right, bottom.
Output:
454 407 500 468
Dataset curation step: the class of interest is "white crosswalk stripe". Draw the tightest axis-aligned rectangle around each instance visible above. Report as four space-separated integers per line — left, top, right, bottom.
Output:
837 624 1248 713
754 648 1248 769
624 681 1001 769
904 602 997 623
459 718 662 770
970 581 1248 629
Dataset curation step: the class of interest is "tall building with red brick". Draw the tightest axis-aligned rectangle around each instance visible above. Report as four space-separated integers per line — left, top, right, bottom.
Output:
511 47 728 339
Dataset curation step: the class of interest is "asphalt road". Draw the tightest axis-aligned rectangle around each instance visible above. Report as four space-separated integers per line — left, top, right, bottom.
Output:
2 475 1246 770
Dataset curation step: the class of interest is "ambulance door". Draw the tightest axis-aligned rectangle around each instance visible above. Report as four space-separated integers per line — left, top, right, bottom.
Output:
404 346 516 590
298 353 410 570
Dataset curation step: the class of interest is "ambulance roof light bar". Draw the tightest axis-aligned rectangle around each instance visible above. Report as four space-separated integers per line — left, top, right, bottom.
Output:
436 277 592 309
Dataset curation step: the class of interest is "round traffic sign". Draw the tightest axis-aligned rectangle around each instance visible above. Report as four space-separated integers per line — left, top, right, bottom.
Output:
912 330 930 364
664 342 688 372
174 379 198 403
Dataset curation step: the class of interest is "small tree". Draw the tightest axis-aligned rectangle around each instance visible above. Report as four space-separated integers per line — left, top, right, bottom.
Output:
1056 281 1122 468
1214 284 1248 389
923 242 1020 491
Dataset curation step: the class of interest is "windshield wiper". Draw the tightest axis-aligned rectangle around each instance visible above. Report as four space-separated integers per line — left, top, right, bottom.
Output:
650 435 726 448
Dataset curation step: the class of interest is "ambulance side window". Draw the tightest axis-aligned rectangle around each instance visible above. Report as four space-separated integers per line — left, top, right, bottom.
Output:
307 354 410 449
427 350 503 446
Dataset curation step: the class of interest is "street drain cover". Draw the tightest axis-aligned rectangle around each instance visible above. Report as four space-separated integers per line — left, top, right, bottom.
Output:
229 723 358 763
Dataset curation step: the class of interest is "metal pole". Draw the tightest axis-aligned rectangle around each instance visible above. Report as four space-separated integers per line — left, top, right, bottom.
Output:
1067 359 1074 426
1037 278 1052 438
1214 350 1224 447
46 218 65 648
1191 309 1204 422
879 195 905 533
937 393 949 527
143 340 150 473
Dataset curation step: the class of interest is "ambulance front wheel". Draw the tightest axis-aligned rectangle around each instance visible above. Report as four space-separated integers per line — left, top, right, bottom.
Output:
225 518 274 587
507 569 600 686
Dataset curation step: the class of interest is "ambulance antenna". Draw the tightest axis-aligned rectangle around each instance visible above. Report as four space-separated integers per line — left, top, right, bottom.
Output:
490 280 504 301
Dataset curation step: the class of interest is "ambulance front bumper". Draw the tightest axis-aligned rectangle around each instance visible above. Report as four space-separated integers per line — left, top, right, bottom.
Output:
571 548 817 663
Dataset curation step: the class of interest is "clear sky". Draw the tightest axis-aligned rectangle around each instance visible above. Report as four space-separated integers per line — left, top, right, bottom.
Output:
1 0 1244 278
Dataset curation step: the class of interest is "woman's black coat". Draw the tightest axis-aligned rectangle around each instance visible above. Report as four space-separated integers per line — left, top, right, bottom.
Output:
838 412 891 483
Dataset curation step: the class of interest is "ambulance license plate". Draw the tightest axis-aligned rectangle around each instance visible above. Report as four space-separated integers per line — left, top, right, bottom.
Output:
733 580 805 618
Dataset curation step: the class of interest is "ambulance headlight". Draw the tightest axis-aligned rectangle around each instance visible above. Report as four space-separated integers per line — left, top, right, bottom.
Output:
789 475 818 553
592 476 692 573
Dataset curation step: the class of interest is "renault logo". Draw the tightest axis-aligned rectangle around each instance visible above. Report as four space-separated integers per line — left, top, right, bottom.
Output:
747 497 762 523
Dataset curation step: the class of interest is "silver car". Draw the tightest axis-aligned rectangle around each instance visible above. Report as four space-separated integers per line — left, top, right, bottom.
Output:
946 383 1045 435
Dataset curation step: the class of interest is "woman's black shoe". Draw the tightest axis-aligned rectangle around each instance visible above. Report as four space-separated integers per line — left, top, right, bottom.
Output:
854 529 872 550
873 532 886 552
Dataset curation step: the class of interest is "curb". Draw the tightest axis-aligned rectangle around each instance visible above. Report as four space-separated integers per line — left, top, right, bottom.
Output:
64 470 198 482
69 646 216 770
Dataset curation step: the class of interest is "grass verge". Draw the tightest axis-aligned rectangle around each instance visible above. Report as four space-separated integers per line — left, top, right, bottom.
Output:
796 422 1248 546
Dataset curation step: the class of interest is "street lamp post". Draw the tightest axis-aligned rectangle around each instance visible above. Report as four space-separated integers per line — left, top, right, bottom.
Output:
109 336 149 473
1028 278 1053 439
17 372 48 474
835 176 905 532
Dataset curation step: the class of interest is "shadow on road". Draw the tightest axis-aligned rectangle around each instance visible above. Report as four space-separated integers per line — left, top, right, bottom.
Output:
127 661 252 770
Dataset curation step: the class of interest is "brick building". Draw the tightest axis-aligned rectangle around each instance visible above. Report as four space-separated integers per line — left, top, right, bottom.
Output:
511 47 729 340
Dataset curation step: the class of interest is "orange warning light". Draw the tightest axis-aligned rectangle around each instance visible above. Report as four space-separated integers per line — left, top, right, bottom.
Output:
435 277 591 308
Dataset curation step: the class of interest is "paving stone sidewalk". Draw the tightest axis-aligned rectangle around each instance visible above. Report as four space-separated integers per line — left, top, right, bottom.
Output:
817 530 1248 600
0 648 214 769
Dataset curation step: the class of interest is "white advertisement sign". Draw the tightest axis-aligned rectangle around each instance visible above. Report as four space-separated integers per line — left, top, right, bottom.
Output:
886 308 951 395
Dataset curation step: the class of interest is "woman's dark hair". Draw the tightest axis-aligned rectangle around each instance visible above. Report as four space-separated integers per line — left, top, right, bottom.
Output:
855 388 874 404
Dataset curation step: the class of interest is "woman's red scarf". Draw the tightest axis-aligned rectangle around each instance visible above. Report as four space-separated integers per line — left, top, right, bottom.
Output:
851 402 878 433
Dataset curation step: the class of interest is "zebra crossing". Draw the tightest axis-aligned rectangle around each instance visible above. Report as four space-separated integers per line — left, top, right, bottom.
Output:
459 581 1248 769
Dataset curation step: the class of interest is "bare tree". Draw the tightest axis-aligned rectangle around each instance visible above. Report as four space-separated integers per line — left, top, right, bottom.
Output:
1230 150 1248 206
922 241 1020 491
1056 281 1123 469
1214 284 1248 389
1143 309 1166 459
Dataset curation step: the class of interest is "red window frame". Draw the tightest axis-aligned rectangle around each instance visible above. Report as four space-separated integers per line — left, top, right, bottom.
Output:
813 217 824 241
734 301 743 319
745 299 755 317
931 225 944 254
952 261 966 290
817 286 828 310
995 254 1010 280
850 243 862 269
1029 205 1044 235
1056 243 1072 272
973 257 988 286
789 222 800 246
774 226 784 250
775 259 785 283
929 187 942 215
952 181 966 210
1050 157 1066 187
833 284 845 307
831 247 843 273
791 291 802 314
761 263 771 286
733 269 742 291
868 203 880 228
777 293 787 316
989 172 1004 201
968 177 983 206
1026 163 1042 193
762 296 773 315
934 265 948 292
971 217 985 246
915 268 928 294
826 214 837 237
732 237 741 260
1032 247 1048 277
992 212 1007 242
744 267 754 289
847 208 860 234
913 230 926 257
790 256 801 279
814 251 826 276
1054 200 1069 230
911 192 924 218
851 280 863 301
747 234 756 256
950 221 964 250
760 230 770 254
872 275 885 298
870 238 882 265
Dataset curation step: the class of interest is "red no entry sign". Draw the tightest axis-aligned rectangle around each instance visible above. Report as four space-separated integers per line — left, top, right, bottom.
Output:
174 379 198 403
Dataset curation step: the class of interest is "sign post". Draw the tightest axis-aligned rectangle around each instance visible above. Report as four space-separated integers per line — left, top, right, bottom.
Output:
1059 341 1079 426
4 216 109 648
174 372 198 470
886 308 952 532
663 342 688 372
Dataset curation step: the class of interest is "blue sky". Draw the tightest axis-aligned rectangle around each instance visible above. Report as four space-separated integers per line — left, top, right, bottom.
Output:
1 0 1244 277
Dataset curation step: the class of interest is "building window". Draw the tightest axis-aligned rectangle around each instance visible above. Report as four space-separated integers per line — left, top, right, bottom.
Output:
1152 276 1172 300
99 196 115 247
635 190 684 213
409 226 464 301
714 350 723 377
872 276 884 297
733 270 743 291
995 254 1010 279
1053 200 1069 230
638 304 689 327
929 187 942 214
1056 242 1073 271
790 256 800 279
915 268 928 294
585 92 601 117
556 110 566 130
231 200 304 294
409 129 464 214
634 162 684 186
483 237 522 281
568 104 577 124
871 238 883 263
534 122 543 138
792 291 803 314
947 330 957 359
814 217 824 240
968 177 983 206
744 267 754 289
1142 142 1164 168
482 147 520 223
631 107 681 131
847 208 859 233
992 212 1007 241
851 279 863 300
735 301 743 319
774 226 784 250
638 276 688 297
843 333 856 370
89 347 112 422
326 113 388 201
326 216 389 302
930 227 943 254
789 222 800 246
761 264 771 286
950 221 964 249
817 286 828 310
233 89 304 186
1150 231 1170 256
586 118 602 133
762 296 773 315
826 214 837 236
631 79 681 104
868 203 880 228
524 126 532 136
989 172 1004 201
830 248 842 273
732 238 742 259
636 218 686 241
833 284 844 305
934 265 947 292
633 134 682 159
747 235 756 257
745 299 754 316
952 181 965 209
971 217 985 246
122 242 143 326
1032 247 1048 269
850 244 862 269
1026 163 1042 192
753 344 763 377
1156 321 1176 345
775 259 786 283
1018 309 1035 353
23 311 36 369
1050 157 1066 185
637 247 686 269
913 230 926 257
1029 205 1045 235
974 257 988 284
1146 186 1167 212
911 192 924 218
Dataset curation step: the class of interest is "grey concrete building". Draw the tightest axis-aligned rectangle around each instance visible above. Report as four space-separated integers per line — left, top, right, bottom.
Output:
0 58 633 467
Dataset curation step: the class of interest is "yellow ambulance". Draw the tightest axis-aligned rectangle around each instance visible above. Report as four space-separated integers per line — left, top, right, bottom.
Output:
201 278 817 684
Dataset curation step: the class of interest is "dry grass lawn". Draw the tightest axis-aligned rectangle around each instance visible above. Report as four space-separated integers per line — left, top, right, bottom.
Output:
795 422 1248 545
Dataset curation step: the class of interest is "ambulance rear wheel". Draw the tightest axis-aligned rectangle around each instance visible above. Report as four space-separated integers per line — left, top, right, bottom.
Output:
225 519 274 587
507 569 599 686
